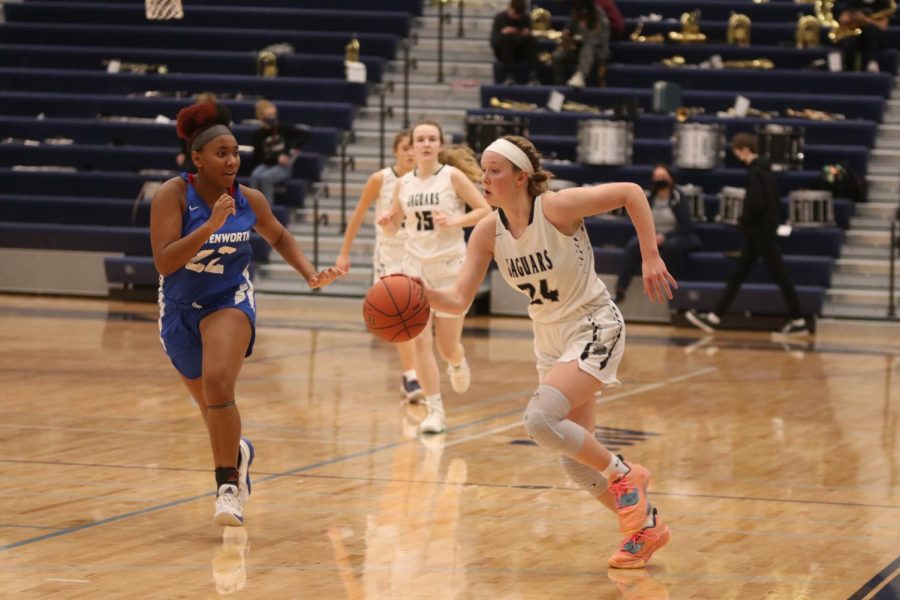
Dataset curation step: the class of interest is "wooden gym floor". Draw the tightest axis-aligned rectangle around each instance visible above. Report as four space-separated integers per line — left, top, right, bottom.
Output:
0 293 897 599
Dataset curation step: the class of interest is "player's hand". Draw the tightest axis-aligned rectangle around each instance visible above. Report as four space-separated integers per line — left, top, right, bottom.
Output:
432 210 457 228
376 209 396 227
208 194 236 231
308 266 345 289
642 255 677 303
405 274 427 291
335 254 351 274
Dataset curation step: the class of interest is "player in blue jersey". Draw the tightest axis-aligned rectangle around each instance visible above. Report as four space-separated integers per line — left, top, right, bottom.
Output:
150 101 343 526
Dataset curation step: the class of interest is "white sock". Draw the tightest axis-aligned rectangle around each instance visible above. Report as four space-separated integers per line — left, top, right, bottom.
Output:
601 454 630 479
642 508 656 529
424 393 442 406
403 369 417 381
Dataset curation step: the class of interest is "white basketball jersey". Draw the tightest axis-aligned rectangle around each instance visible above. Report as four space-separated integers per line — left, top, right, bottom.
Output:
494 195 610 323
375 167 406 247
399 165 466 263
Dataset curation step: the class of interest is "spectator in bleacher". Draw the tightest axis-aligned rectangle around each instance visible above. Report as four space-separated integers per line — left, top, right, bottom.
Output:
151 101 343 527
685 133 811 336
553 0 610 88
491 0 541 85
336 129 425 402
834 0 893 72
175 92 227 171
594 0 625 40
249 100 310 205
614 164 700 303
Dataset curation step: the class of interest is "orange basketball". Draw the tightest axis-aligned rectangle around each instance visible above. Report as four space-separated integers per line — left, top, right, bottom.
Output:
362 274 430 343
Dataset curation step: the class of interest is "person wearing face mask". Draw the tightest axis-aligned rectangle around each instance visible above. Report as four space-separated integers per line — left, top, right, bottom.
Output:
614 164 700 304
249 100 310 205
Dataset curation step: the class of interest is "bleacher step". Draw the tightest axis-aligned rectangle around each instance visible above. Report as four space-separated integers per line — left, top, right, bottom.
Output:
386 59 493 80
836 257 896 276
845 229 894 247
831 272 899 289
821 302 898 319
854 202 900 219
254 277 369 297
841 244 899 259
826 288 900 307
849 216 897 230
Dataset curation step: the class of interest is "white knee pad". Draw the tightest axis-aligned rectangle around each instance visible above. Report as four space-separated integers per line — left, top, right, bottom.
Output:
560 455 607 497
522 384 585 457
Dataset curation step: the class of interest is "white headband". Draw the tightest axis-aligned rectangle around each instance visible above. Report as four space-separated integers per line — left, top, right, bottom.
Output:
483 138 534 174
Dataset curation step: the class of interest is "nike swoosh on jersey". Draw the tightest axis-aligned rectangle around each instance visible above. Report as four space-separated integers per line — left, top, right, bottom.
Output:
189 205 199 211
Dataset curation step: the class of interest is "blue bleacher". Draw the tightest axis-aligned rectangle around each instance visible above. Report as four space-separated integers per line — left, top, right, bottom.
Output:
0 91 357 130
0 115 342 156
5 3 413 37
0 44 386 84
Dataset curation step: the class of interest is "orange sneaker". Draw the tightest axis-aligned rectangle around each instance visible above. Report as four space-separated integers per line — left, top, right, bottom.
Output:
608 459 652 534
608 510 671 569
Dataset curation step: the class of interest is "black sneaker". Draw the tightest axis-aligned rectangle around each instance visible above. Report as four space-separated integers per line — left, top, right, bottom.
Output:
775 318 811 337
685 310 719 333
400 376 424 402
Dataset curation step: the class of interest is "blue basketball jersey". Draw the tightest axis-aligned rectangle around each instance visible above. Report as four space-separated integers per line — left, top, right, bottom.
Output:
160 173 258 306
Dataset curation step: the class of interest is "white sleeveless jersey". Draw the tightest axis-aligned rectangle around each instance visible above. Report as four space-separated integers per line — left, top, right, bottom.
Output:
494 195 610 323
399 165 466 263
375 167 406 247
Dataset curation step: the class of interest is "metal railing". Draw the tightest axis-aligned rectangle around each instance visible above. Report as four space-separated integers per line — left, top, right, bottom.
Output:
457 0 465 38
339 131 355 234
401 38 414 127
376 81 395 169
436 0 451 83
889 219 898 318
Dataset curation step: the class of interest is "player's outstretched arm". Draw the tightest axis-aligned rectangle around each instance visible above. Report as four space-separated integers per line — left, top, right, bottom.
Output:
422 214 496 314
244 186 345 289
544 182 677 303
337 170 383 273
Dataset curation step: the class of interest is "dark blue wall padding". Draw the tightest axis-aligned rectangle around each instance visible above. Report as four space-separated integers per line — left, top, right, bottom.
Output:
479 86 885 123
604 64 893 98
5 3 412 37
0 116 341 156
670 282 825 315
0 22 398 59
0 91 357 130
466 109 878 149
0 68 368 106
104 256 159 287
0 44 385 83
593 247 833 287
0 143 325 181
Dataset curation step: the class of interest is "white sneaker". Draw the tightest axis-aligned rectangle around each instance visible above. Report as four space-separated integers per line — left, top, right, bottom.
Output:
567 71 586 88
419 398 446 434
447 357 471 393
237 438 254 506
212 526 249 594
214 484 244 527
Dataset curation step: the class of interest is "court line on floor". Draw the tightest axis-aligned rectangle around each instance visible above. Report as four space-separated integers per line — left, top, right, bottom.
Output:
0 366 714 553
848 556 900 600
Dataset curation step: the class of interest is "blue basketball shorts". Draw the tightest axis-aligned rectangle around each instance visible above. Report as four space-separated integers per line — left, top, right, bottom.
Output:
158 289 257 380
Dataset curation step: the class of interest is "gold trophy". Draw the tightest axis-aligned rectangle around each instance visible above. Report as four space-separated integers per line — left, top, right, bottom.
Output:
256 51 277 78
796 15 821 48
629 18 665 43
727 13 751 46
668 11 707 44
345 35 360 63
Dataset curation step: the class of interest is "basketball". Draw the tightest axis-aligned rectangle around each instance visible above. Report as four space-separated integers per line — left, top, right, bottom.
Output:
362 274 430 343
